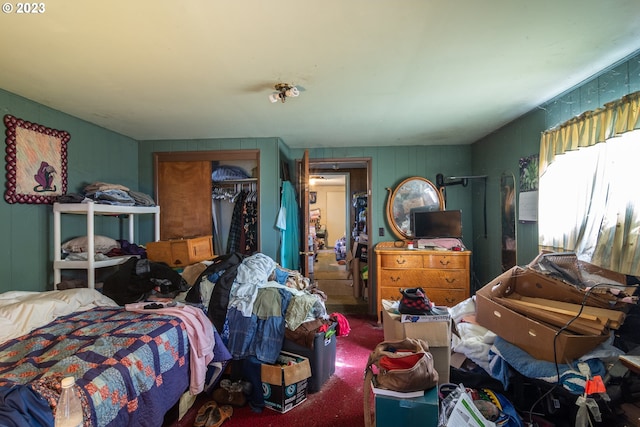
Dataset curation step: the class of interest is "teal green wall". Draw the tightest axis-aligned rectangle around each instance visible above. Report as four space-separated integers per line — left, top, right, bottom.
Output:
471 51 640 287
0 89 140 292
278 139 294 180
3 50 639 294
137 138 283 261
289 145 475 246
470 110 545 289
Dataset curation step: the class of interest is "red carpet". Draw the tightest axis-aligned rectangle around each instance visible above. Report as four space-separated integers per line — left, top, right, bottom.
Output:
177 314 384 427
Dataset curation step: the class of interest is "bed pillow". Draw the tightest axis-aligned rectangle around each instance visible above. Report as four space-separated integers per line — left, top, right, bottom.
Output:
62 235 120 253
0 288 118 344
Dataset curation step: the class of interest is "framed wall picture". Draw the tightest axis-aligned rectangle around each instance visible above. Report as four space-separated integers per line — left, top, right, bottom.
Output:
4 115 70 204
310 191 317 204
518 154 539 222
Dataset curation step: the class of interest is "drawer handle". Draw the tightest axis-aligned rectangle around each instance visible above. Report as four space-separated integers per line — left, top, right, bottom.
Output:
396 258 406 265
439 259 450 266
445 297 456 303
445 278 456 284
390 276 401 282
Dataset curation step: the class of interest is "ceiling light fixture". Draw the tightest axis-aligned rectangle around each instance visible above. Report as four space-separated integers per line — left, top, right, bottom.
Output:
269 83 300 103
309 175 325 186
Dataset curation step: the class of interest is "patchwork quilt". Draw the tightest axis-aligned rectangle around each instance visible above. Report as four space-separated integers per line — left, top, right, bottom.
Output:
0 307 190 427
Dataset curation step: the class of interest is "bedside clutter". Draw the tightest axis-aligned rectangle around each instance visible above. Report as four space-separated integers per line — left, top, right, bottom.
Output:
381 299 452 383
370 304 522 427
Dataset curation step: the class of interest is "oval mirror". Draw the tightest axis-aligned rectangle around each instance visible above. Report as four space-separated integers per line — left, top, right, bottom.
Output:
386 177 444 240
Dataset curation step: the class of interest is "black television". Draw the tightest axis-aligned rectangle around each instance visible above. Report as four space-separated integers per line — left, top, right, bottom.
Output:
410 209 462 239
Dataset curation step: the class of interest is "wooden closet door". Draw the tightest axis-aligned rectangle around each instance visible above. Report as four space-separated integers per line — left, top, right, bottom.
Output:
157 161 212 240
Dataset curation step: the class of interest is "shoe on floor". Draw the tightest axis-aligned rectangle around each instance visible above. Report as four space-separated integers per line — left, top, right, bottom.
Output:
212 386 246 407
194 400 217 427
206 404 233 427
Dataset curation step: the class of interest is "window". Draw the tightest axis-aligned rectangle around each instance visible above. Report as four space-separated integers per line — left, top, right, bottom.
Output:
539 129 640 275
538 91 640 275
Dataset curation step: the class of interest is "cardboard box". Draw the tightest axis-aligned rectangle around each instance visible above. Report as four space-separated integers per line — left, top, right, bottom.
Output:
475 266 615 362
375 384 438 427
401 311 451 323
526 252 630 308
620 402 640 427
382 305 451 383
146 235 214 267
261 351 312 413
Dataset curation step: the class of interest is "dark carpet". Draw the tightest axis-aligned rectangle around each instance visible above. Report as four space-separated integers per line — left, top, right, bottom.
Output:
175 314 384 427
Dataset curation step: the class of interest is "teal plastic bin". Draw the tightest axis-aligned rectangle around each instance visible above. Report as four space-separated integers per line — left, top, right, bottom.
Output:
375 386 439 427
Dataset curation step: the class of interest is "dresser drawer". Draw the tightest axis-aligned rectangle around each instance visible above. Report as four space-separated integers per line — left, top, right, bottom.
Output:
423 254 468 269
379 286 467 308
379 253 423 269
375 244 472 323
427 289 468 307
378 269 424 287
379 286 405 302
421 270 469 289
379 269 468 289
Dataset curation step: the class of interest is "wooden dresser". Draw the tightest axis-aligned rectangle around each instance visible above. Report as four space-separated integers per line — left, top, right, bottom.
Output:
374 241 471 323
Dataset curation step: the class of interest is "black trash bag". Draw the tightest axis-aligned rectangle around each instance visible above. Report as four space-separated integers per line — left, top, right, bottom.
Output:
103 257 186 306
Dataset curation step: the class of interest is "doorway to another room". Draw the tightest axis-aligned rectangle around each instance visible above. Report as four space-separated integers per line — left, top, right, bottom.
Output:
307 159 370 315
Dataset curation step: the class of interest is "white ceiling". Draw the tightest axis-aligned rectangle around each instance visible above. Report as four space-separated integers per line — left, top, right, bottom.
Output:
1 1 640 149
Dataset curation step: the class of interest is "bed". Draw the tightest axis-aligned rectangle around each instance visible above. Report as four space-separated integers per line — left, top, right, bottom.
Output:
0 288 223 427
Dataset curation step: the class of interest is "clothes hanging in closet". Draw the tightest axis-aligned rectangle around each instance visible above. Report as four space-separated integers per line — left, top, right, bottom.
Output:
212 180 258 256
211 184 236 256
226 190 258 255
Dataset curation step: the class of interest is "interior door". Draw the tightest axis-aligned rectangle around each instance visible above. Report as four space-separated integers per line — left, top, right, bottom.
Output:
298 150 312 277
157 161 212 240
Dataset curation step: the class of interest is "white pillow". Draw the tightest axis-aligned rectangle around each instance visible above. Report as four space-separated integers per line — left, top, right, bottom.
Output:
62 235 120 253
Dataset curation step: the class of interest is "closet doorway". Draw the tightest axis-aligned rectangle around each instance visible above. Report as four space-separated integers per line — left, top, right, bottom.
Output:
306 158 371 314
154 150 260 255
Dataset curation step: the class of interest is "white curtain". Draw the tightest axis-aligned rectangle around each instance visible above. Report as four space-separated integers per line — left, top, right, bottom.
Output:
539 129 640 275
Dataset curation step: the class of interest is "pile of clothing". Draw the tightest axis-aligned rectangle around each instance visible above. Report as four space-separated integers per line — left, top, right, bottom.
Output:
184 252 335 412
57 181 156 206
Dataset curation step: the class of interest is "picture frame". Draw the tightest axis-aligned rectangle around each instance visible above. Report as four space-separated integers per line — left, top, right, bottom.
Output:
310 191 317 204
4 114 70 204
